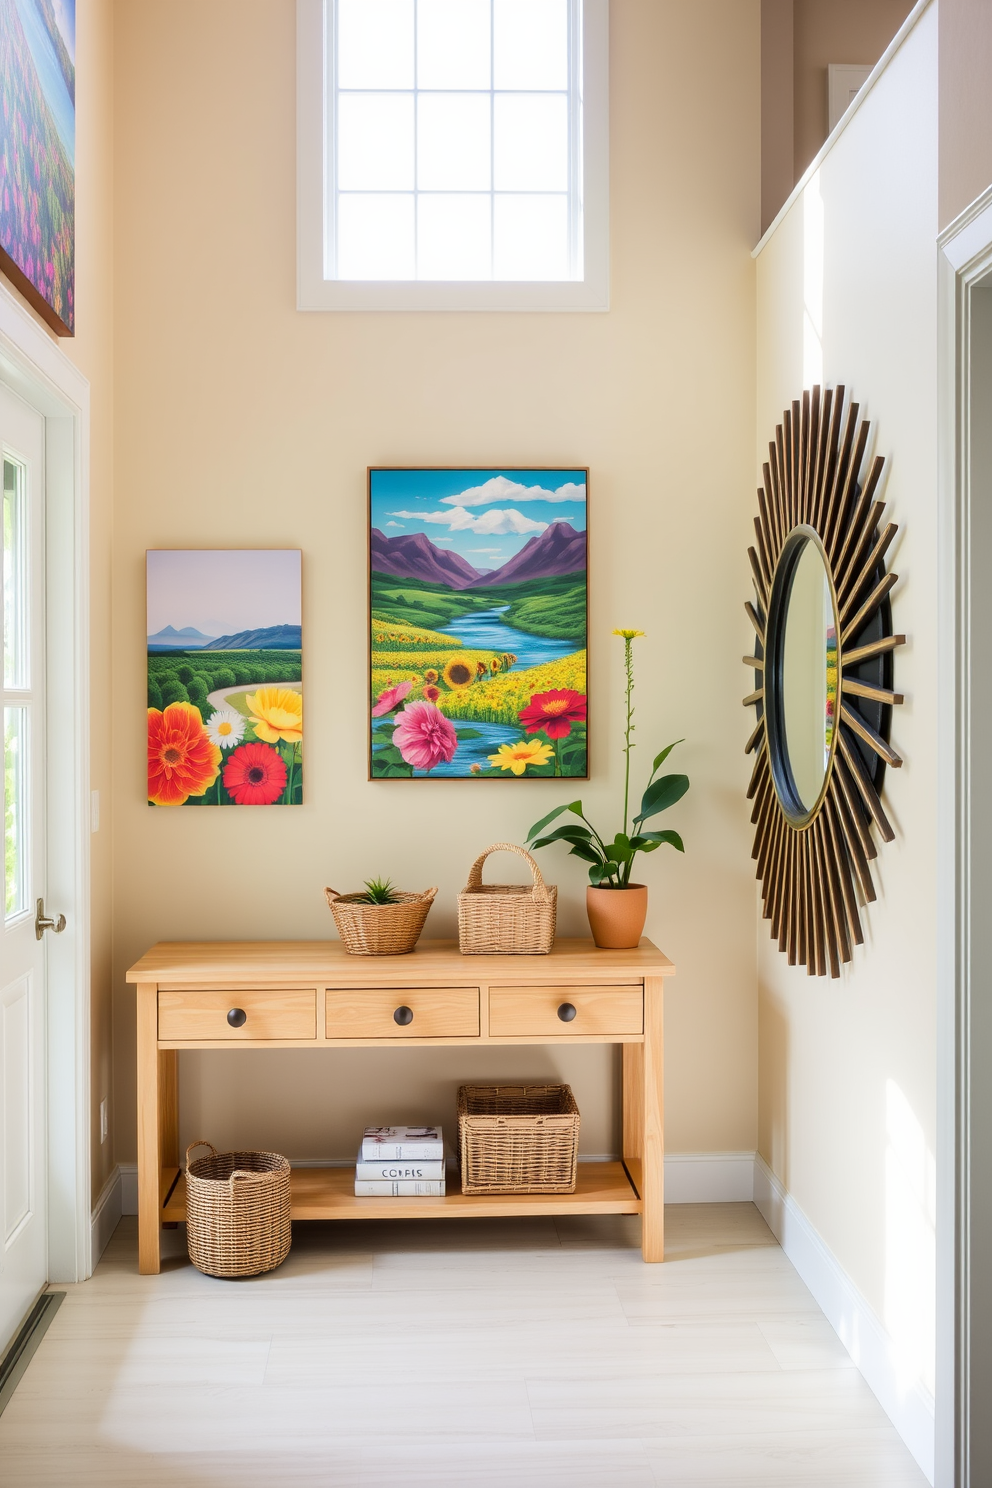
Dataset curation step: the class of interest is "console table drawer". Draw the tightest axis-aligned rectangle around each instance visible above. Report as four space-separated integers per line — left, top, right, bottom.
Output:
325 987 480 1039
158 989 317 1041
489 985 644 1037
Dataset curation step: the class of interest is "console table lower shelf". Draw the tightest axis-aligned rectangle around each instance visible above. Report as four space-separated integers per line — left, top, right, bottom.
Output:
161 1160 643 1224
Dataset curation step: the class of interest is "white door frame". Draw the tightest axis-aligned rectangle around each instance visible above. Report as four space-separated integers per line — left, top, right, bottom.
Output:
936 184 992 1487
0 280 91 1285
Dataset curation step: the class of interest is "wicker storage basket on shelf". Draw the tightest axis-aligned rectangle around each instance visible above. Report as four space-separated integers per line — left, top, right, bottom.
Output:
325 886 437 955
457 1084 580 1193
184 1141 292 1278
457 844 556 955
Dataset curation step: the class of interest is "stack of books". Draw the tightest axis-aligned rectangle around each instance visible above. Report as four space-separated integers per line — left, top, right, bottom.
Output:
355 1126 446 1196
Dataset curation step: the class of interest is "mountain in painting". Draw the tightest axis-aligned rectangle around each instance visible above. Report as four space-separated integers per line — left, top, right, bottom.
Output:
200 624 302 650
370 529 481 589
147 624 216 649
470 522 586 587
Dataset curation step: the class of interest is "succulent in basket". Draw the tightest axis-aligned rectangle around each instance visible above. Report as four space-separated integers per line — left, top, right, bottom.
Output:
359 877 399 905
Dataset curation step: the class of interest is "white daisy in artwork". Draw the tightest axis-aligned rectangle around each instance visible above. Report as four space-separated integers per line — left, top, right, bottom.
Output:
205 707 246 749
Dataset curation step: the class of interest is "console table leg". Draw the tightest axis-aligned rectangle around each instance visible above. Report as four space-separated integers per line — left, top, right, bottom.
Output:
622 1042 643 1173
641 976 665 1262
136 982 162 1275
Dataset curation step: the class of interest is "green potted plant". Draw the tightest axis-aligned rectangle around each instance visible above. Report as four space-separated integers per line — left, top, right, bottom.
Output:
525 629 689 948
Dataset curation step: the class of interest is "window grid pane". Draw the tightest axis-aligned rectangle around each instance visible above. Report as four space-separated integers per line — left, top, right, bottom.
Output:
3 457 27 689
332 0 579 282
4 705 28 919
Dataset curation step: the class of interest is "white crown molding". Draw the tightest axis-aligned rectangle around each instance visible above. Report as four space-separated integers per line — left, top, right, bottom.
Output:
754 1155 935 1484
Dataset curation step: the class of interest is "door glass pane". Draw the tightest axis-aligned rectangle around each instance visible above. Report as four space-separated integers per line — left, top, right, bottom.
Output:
4 457 27 689
337 0 414 89
494 0 568 90
417 0 490 90
4 705 27 918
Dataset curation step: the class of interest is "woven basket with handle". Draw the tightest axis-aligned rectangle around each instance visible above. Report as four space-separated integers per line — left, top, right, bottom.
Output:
325 886 437 955
457 843 556 954
184 1141 292 1278
458 1084 580 1193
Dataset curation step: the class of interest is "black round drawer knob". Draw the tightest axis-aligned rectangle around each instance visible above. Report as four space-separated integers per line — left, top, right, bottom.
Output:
227 1007 247 1028
393 1005 414 1026
557 1002 577 1022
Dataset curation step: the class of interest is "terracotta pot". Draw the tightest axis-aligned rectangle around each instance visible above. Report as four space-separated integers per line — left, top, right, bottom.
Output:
586 884 648 949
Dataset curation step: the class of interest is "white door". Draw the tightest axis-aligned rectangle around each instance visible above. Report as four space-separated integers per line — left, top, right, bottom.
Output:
0 386 49 1349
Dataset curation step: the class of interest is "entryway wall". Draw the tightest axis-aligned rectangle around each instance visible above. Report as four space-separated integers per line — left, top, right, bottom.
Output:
755 3 937 1477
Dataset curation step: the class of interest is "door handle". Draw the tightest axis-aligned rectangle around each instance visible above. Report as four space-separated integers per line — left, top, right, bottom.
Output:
35 898 66 941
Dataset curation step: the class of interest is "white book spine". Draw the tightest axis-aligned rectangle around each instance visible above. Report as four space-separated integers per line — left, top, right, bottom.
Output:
354 1180 446 1197
360 1144 445 1161
355 1161 446 1181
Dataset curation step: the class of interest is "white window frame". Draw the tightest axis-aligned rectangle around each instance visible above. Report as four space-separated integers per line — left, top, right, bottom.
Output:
297 0 609 311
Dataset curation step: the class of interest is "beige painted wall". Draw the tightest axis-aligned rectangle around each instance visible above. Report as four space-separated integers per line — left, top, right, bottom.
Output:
793 0 915 180
757 3 937 1398
938 0 992 228
110 0 761 1166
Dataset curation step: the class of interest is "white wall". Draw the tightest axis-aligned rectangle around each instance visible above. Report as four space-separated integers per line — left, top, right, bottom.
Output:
756 0 938 1444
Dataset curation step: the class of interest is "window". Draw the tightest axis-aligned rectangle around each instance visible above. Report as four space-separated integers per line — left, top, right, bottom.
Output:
298 0 609 311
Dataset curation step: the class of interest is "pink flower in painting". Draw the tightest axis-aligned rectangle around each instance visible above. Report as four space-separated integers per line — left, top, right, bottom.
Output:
392 702 458 773
371 679 413 717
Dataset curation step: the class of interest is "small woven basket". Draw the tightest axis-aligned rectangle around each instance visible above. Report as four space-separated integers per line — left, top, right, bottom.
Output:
457 1084 580 1194
184 1141 292 1279
325 886 437 955
457 844 556 955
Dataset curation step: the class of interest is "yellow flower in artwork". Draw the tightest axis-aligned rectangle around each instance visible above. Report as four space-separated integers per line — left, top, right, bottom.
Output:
487 739 554 776
246 687 303 745
612 628 645 639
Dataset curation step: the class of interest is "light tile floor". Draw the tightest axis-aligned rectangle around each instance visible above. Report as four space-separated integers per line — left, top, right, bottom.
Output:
0 1205 928 1486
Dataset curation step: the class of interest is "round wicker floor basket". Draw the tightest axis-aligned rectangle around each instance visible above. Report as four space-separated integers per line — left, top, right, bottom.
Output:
325 886 437 955
184 1141 292 1278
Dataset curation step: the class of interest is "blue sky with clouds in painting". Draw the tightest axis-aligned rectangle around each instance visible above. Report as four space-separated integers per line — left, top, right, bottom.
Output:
370 469 587 570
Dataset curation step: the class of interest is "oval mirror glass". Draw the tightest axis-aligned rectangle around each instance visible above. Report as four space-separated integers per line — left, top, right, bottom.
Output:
778 537 838 814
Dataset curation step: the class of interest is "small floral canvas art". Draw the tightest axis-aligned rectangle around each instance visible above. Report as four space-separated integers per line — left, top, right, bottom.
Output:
369 469 588 779
147 550 303 806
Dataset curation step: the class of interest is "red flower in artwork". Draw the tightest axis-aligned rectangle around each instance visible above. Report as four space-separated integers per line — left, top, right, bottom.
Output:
222 742 288 805
518 689 587 740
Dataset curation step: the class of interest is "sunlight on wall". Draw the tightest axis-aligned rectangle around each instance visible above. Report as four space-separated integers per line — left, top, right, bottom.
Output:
802 173 824 387
885 1079 936 1400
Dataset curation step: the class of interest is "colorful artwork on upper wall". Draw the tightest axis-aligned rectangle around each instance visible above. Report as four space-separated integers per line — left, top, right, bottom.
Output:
369 468 588 780
0 0 75 335
147 550 303 807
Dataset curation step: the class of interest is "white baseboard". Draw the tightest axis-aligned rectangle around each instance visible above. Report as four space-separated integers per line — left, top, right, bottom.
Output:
754 1154 935 1485
662 1151 756 1203
119 1162 138 1216
90 1165 123 1260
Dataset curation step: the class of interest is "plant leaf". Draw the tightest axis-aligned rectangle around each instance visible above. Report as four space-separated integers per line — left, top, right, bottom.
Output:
530 825 595 849
631 829 684 852
568 841 603 865
455 729 483 740
588 862 609 885
635 772 690 823
526 800 585 841
650 739 684 775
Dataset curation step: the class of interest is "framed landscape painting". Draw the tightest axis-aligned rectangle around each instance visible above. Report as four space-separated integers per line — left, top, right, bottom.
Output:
147 550 303 806
369 468 588 780
0 0 75 335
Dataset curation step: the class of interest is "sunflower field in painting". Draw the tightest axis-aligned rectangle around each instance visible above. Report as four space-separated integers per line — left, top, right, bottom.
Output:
369 470 588 779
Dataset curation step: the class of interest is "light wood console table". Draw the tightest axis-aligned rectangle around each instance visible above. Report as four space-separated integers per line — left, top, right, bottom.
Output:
126 937 675 1273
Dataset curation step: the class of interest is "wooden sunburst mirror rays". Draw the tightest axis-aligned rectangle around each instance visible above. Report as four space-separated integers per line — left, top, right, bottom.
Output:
743 385 905 978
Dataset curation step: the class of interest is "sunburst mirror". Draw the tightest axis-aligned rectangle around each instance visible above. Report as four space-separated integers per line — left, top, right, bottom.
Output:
743 385 905 978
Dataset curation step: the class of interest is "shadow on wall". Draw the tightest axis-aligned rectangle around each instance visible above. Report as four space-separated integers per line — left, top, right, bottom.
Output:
758 987 790 1186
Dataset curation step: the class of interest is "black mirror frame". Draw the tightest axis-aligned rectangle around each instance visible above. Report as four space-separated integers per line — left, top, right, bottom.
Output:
743 386 906 978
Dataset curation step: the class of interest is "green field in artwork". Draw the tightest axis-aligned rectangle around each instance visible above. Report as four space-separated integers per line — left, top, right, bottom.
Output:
369 470 588 779
146 549 303 806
